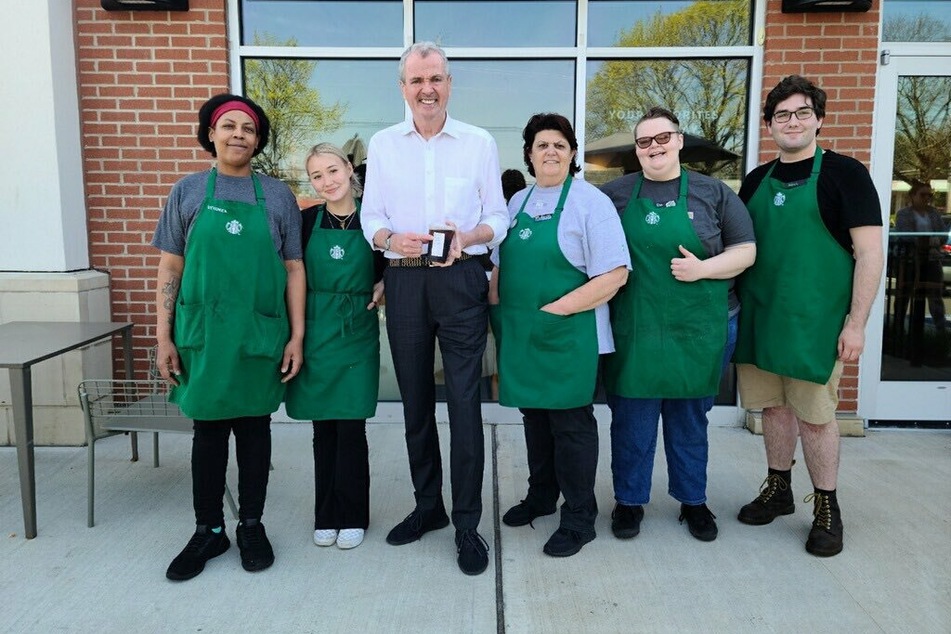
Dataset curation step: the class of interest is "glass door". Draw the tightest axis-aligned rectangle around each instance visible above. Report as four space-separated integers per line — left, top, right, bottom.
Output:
863 54 951 421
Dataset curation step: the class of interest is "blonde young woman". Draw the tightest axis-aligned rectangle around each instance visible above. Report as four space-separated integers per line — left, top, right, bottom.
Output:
285 143 384 550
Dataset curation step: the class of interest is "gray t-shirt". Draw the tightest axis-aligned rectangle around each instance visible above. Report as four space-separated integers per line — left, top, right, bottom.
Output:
493 177 632 353
600 171 754 315
152 170 303 260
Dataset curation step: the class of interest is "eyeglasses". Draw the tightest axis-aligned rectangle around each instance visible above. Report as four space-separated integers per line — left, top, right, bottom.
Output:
634 131 679 149
772 107 815 123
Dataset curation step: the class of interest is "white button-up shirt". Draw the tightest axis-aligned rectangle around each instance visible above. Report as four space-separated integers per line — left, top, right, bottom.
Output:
361 115 509 257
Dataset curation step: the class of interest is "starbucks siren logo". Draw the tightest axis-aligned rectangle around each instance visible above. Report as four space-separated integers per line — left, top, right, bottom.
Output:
225 219 243 235
773 192 786 207
645 211 661 225
329 245 345 260
518 227 533 240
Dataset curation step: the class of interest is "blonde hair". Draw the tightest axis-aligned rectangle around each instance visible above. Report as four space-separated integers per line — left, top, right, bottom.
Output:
303 142 363 198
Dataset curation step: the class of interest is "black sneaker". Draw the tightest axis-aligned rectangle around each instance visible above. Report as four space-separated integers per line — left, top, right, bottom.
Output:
502 500 557 527
386 506 450 546
455 529 489 575
166 525 230 581
236 519 275 572
738 473 795 525
542 527 595 558
679 503 718 542
804 492 843 557
611 504 644 539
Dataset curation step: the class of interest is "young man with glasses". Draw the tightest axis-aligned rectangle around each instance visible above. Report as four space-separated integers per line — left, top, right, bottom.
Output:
734 75 883 557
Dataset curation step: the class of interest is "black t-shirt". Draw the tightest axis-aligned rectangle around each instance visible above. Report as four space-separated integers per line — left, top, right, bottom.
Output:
738 150 882 253
300 204 386 283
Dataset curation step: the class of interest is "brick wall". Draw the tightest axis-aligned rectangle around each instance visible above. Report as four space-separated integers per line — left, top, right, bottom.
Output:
76 0 229 378
757 1 881 413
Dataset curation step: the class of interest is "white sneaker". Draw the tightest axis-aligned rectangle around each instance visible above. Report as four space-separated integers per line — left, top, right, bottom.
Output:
313 529 338 546
336 528 365 550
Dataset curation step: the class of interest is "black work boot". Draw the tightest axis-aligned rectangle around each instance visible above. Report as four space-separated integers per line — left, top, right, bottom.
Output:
738 469 795 525
804 490 843 557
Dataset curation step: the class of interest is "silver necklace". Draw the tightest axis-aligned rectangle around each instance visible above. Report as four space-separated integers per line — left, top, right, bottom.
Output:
327 207 356 230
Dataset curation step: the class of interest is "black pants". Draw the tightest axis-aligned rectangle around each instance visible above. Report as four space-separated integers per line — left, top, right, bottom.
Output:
384 258 488 530
192 416 271 527
313 419 370 530
519 405 599 533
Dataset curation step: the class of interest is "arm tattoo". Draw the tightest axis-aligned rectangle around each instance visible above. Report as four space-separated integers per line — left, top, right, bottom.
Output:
162 276 180 324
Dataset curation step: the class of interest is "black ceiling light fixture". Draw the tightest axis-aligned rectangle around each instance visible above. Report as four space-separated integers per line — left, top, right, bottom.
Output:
101 0 189 10
781 0 872 12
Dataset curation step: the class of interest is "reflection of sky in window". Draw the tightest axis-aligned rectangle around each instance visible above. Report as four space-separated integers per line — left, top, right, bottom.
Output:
415 1 575 46
588 0 749 47
294 59 574 174
882 0 951 42
240 1 402 46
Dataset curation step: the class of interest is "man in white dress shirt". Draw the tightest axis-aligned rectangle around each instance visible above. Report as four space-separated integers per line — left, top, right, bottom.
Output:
362 41 508 576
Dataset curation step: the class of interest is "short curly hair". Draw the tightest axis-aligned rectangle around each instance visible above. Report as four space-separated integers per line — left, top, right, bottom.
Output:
521 113 580 178
196 93 270 158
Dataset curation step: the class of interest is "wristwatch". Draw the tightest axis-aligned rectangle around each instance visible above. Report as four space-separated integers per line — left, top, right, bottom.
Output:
383 231 393 251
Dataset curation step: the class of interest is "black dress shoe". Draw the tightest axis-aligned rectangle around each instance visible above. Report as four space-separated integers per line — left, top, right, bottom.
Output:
502 500 557 527
455 529 489 575
542 527 595 557
386 506 450 545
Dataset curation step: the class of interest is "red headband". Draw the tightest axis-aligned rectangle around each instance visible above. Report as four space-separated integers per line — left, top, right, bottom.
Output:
210 100 260 130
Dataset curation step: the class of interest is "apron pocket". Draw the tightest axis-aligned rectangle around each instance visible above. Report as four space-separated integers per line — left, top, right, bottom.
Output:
240 311 288 360
530 310 578 353
174 303 205 351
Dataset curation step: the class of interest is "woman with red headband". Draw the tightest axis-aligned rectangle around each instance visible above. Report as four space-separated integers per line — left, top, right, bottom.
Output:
152 93 305 581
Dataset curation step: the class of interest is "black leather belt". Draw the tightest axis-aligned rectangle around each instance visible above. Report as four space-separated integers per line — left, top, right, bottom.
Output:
388 252 474 268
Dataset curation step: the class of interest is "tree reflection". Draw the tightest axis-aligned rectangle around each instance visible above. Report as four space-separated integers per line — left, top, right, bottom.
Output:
244 33 346 192
585 0 749 178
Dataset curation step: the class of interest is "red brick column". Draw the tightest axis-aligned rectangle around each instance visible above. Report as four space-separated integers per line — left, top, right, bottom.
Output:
75 0 229 377
757 1 882 413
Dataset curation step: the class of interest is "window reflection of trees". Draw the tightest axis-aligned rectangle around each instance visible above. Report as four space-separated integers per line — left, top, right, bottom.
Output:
893 75 951 187
585 0 750 179
244 34 346 193
882 4 951 43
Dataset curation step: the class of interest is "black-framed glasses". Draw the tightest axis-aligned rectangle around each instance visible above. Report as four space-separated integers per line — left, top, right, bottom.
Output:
772 106 815 123
634 131 679 149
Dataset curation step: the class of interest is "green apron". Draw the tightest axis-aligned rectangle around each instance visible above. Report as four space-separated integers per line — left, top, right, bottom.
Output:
735 147 853 384
171 169 289 420
496 178 599 409
604 171 728 398
285 204 380 420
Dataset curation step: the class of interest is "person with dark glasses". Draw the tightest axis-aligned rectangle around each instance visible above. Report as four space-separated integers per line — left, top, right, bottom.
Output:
600 106 756 544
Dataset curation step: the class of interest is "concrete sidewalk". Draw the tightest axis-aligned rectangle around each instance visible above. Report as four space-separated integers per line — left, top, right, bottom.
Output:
1 422 949 633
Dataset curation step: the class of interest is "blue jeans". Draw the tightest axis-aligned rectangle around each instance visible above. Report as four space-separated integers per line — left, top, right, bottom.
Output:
608 314 738 507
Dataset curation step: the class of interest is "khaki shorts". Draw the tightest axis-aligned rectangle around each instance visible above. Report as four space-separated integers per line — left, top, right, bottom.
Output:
736 361 844 425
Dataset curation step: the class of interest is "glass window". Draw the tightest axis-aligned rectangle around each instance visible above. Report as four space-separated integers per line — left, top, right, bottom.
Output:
588 0 751 47
883 1 951 42
415 1 576 47
881 74 951 379
242 59 403 193
240 1 403 47
584 58 748 184
449 60 575 173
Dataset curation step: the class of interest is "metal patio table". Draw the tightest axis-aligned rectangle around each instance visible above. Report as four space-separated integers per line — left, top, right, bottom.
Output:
1 321 133 538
